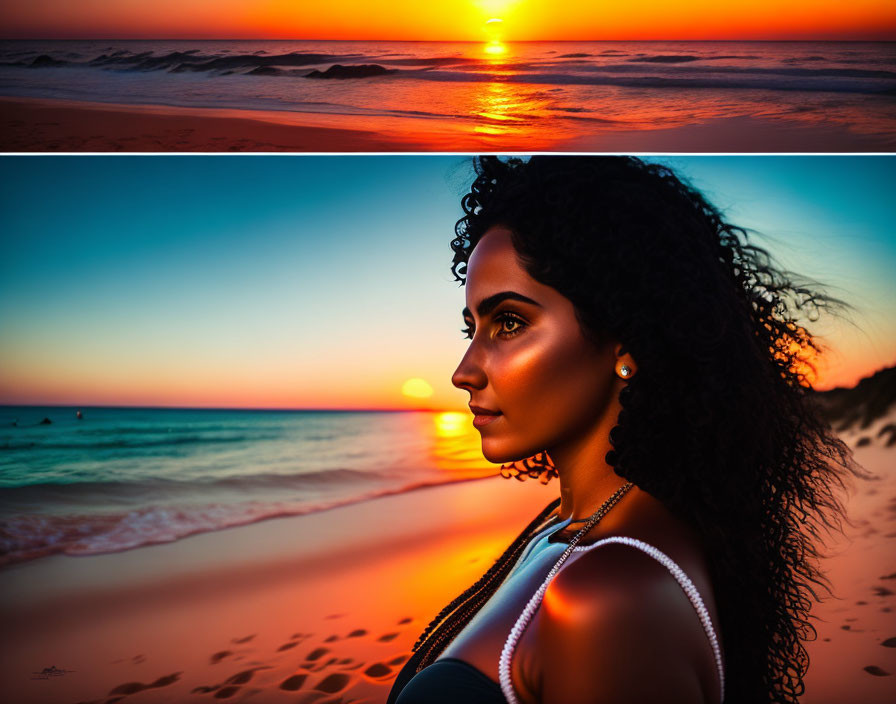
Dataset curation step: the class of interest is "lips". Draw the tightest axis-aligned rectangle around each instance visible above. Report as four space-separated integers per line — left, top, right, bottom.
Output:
470 404 502 429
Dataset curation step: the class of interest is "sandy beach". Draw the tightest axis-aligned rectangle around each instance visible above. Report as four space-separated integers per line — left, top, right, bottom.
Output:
0 98 430 153
2 97 894 153
1 416 894 704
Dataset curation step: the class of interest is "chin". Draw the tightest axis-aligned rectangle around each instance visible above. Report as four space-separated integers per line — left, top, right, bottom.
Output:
480 437 540 466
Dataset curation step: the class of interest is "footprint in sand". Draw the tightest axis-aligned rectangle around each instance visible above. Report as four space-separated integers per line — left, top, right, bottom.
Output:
863 665 890 676
306 647 330 661
280 673 308 691
313 673 350 694
325 613 346 620
325 629 367 643
361 654 411 680
224 669 260 685
192 666 271 697
231 634 256 644
210 651 232 664
872 586 894 596
132 654 145 664
108 672 181 696
378 633 400 642
882 637 896 647
308 657 339 672
277 641 300 651
364 663 393 679
397 617 413 625
213 685 240 698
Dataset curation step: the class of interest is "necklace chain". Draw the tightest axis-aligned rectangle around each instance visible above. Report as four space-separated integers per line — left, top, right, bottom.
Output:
546 481 635 563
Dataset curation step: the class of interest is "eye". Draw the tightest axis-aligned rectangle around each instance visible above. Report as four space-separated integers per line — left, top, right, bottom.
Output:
460 312 528 340
495 312 527 338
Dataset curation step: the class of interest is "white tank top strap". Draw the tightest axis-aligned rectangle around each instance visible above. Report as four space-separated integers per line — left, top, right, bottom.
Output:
498 535 725 704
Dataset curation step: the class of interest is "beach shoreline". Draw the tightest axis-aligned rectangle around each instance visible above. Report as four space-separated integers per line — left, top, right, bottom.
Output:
1 424 893 703
3 96 894 153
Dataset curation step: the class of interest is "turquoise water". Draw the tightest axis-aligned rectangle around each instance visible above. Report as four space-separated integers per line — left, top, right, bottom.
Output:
0 406 489 567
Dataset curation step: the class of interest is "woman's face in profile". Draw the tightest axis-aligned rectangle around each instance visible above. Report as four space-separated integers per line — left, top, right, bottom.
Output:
452 226 620 464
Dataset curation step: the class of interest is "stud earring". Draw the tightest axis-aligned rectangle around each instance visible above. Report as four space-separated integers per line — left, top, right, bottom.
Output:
619 364 632 378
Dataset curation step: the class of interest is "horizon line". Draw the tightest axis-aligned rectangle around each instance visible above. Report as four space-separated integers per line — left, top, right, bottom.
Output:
3 37 895 43
0 403 464 413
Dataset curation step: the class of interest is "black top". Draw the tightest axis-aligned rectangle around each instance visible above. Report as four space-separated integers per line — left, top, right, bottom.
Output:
389 656 504 704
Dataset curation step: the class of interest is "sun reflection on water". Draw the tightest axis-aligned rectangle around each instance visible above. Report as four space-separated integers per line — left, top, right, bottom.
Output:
429 411 497 478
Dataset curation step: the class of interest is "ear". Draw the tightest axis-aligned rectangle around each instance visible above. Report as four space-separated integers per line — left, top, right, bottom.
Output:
613 344 637 379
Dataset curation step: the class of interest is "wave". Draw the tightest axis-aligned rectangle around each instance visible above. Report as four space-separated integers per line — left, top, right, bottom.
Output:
0 466 383 495
403 67 896 95
0 473 488 568
626 54 763 63
3 50 365 73
629 55 703 63
0 433 264 451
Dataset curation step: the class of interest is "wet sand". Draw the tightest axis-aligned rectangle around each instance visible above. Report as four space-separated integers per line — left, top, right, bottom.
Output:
1 416 893 703
0 475 557 704
2 96 894 153
0 98 429 153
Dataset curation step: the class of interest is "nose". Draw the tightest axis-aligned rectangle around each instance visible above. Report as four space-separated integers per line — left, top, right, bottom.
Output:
451 343 487 393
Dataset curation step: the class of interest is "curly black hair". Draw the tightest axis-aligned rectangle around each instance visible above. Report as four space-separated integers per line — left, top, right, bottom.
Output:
406 156 865 704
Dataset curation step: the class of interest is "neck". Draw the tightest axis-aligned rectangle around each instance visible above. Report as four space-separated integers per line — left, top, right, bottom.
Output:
549 402 629 522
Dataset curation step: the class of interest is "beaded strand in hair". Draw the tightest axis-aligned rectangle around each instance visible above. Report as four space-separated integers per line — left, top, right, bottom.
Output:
410 497 562 672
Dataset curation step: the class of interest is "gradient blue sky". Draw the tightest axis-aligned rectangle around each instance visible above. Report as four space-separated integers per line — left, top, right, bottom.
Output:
1 155 893 409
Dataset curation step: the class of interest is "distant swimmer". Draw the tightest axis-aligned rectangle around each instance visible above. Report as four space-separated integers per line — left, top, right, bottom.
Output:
39 417 52 425
76 410 83 420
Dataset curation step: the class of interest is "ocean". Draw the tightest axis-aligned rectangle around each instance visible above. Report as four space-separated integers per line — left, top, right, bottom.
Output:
0 405 492 568
1 39 894 144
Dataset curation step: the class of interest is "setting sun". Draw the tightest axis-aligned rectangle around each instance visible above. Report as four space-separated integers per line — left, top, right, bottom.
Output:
401 378 434 399
474 0 520 17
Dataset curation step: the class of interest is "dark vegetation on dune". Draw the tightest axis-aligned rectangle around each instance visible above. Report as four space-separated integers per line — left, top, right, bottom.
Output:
812 365 896 433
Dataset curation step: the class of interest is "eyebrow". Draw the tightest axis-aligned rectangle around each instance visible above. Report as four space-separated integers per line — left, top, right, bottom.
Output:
462 291 542 320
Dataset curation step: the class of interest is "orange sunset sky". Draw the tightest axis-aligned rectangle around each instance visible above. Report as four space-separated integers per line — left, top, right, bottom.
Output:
2 0 896 40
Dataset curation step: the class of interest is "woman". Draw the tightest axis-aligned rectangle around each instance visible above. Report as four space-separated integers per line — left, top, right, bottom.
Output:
387 156 859 704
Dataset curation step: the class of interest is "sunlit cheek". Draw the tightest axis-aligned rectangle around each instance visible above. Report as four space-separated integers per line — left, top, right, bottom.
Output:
491 344 548 417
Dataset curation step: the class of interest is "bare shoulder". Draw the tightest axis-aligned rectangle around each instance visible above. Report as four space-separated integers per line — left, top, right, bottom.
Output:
531 542 710 704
